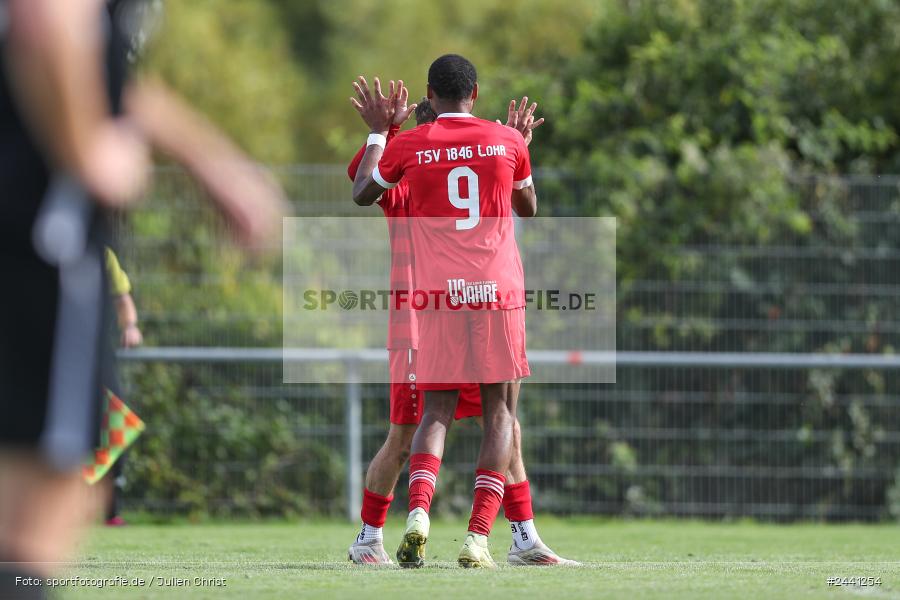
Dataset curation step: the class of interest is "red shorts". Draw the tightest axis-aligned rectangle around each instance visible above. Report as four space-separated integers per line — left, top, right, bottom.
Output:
455 384 483 419
416 308 530 390
388 349 482 424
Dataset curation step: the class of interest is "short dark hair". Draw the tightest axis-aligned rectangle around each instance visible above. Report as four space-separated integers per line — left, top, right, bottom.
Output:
427 54 477 101
415 98 437 125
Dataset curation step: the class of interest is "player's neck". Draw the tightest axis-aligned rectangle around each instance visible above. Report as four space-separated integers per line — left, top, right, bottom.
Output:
432 100 474 116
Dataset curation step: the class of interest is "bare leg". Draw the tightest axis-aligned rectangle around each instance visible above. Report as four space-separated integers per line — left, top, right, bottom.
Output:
410 390 458 458
476 382 518 475
457 381 519 567
350 424 418 564
0 452 99 577
474 415 527 484
507 418 527 484
364 423 417 497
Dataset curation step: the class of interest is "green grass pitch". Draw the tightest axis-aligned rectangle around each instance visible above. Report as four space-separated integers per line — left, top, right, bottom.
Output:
57 518 899 599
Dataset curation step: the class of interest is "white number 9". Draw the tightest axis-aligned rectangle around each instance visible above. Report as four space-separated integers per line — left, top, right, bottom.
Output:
447 166 480 231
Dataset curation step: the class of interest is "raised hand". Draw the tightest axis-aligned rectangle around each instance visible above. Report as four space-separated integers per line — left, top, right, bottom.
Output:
350 75 397 134
392 80 418 126
501 96 545 147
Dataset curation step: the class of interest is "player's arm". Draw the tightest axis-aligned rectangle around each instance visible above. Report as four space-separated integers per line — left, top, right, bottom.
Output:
105 248 142 347
347 124 401 182
512 184 537 218
4 0 148 206
115 292 143 348
350 76 415 206
353 147 389 206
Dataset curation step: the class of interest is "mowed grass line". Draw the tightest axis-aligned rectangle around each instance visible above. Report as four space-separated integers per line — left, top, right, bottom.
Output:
59 518 900 599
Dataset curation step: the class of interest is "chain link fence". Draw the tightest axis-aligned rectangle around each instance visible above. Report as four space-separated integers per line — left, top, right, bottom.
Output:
112 168 900 520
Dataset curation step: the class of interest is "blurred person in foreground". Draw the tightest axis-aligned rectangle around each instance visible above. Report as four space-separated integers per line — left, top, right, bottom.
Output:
0 0 286 594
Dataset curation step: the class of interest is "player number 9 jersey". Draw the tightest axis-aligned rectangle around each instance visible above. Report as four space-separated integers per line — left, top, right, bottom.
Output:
373 113 531 310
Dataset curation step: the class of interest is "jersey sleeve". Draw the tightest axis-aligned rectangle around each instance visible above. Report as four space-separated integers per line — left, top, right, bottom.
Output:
373 133 405 190
512 136 533 190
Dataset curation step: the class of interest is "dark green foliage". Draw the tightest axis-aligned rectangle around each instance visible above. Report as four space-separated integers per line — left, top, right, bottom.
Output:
119 1 900 519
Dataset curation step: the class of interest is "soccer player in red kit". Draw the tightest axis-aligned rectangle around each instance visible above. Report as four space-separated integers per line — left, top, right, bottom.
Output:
346 86 576 567
353 54 554 568
345 87 484 564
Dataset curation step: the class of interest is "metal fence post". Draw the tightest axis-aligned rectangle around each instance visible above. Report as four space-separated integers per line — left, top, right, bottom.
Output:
345 359 363 522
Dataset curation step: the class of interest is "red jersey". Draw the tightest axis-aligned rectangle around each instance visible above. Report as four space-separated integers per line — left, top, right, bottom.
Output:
373 113 531 310
348 125 418 349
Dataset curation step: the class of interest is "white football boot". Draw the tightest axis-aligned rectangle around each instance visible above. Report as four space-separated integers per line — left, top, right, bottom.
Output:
457 532 497 569
507 538 581 566
348 538 394 565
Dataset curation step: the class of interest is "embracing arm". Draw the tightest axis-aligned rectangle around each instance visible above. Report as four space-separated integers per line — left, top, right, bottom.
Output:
502 97 543 218
352 145 389 206
512 185 537 218
348 76 415 206
347 124 400 182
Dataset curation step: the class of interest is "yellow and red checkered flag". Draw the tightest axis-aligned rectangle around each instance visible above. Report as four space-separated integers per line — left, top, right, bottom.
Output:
82 389 145 485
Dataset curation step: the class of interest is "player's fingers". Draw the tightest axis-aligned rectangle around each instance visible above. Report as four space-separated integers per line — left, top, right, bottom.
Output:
350 98 363 111
388 79 395 100
398 104 417 124
506 99 516 125
352 82 367 103
375 77 387 100
525 102 538 120
398 80 408 104
357 76 371 99
530 117 545 129
496 119 503 124
518 96 529 117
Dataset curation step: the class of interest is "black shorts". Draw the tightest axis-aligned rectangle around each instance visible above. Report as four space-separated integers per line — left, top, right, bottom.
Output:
0 241 112 471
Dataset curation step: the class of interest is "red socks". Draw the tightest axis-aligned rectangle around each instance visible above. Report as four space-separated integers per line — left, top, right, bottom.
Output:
467 469 506 536
408 453 441 512
502 480 534 521
360 488 392 528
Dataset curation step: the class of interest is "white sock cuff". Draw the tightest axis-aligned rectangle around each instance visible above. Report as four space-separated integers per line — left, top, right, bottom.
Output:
358 523 384 544
510 519 538 550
